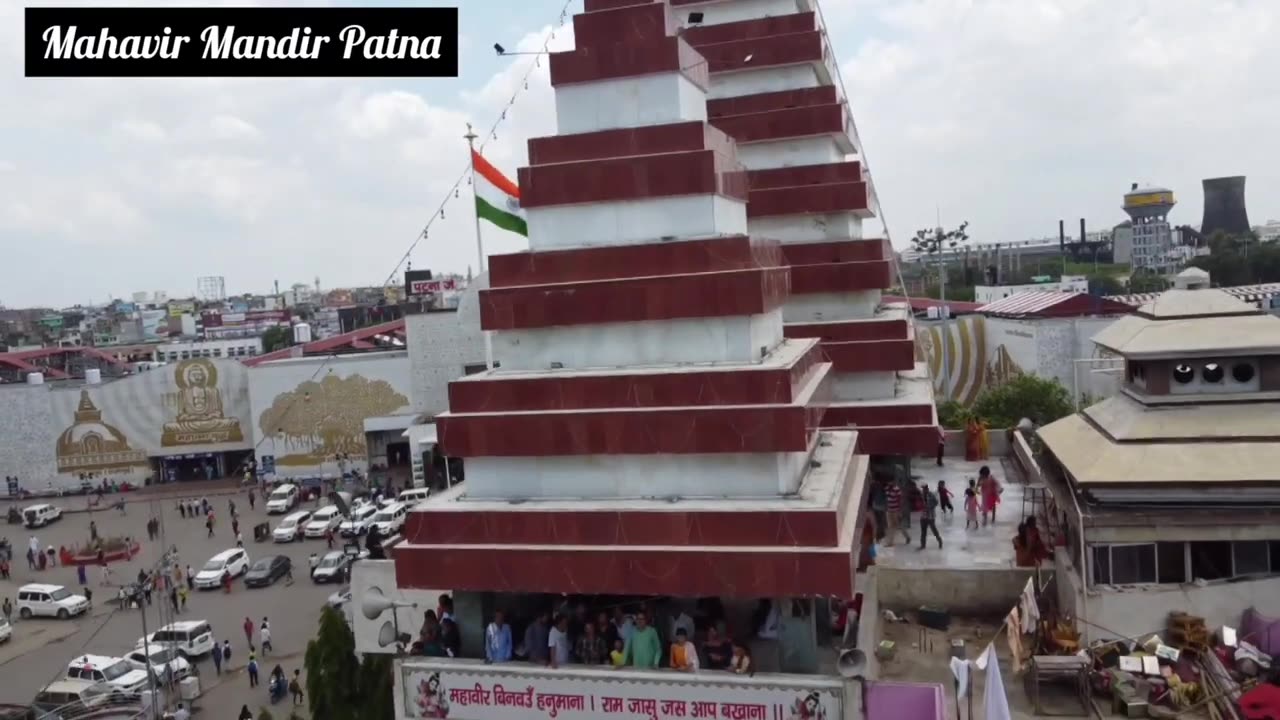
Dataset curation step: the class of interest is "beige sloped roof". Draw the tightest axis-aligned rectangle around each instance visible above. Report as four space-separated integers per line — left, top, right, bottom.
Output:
1091 312 1280 358
1083 394 1280 441
1135 289 1257 319
1038 412 1280 485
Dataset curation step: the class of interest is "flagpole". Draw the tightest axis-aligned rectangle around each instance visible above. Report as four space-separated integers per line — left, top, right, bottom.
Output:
465 123 495 371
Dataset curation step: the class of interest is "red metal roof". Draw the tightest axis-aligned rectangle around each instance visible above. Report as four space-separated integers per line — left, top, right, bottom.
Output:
242 318 406 367
0 346 130 380
978 291 1135 319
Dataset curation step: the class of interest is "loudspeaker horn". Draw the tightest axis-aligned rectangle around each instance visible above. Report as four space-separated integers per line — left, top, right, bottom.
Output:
837 648 867 678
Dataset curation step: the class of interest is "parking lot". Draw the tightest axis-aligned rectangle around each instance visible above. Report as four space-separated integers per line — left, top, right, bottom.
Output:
0 488 347 716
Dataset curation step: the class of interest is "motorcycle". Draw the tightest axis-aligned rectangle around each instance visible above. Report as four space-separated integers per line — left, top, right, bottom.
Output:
269 675 287 704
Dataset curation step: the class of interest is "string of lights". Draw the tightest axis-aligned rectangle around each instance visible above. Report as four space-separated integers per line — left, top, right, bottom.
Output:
811 0 915 304
380 0 575 288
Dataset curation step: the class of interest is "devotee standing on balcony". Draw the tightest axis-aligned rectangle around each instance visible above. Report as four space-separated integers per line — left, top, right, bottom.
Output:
669 628 699 672
575 620 608 665
523 610 550 664
484 610 512 663
624 611 662 669
547 615 571 669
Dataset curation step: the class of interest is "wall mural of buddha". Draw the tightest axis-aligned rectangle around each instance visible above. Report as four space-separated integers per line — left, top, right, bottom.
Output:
160 358 245 447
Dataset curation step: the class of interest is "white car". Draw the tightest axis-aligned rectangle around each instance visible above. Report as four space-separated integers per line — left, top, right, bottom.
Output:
192 548 250 589
17 583 90 619
65 655 150 694
127 645 192 683
265 483 300 514
272 511 312 543
304 506 344 538
22 503 62 528
338 504 378 537
136 620 216 658
369 502 409 537
0 615 11 643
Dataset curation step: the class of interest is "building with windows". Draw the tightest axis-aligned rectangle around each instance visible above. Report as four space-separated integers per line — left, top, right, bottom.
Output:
1037 287 1280 640
151 338 263 363
1122 184 1177 273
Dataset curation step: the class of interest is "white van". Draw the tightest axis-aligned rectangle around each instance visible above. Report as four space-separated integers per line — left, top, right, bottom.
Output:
137 619 215 658
339 503 378 537
65 654 150 693
17 583 90 619
369 502 409 536
273 510 312 543
304 506 343 538
265 483 300 514
33 679 100 713
22 503 62 528
397 487 431 506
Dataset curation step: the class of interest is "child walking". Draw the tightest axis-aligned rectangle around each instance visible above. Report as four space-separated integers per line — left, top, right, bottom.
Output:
963 482 979 530
936 481 954 516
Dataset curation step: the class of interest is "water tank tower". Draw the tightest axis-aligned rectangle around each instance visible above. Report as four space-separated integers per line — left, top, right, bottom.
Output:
1122 183 1177 272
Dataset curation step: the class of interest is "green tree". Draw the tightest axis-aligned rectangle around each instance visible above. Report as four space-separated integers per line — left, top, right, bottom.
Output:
304 605 362 720
936 399 970 429
1087 274 1124 296
1127 271 1170 294
261 325 293 353
970 374 1073 429
357 655 396 720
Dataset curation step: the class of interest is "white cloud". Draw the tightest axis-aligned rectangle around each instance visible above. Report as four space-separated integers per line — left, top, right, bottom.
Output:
2 0 1277 307
843 0 1280 244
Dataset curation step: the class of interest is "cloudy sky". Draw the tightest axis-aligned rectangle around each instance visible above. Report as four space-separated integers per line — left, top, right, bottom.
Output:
2 0 1277 308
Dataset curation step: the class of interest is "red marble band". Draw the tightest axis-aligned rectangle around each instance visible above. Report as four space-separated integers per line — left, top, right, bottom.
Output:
393 543 856 598
478 266 790 331
852 425 944 456
549 36 710 90
748 181 870 219
517 149 748 208
779 238 888 266
711 103 847 145
748 160 862 190
574 2 674 48
527 121 734 166
790 259 893 294
447 343 825 413
785 317 911 343
488 236 780 288
402 506 842 548
823 338 917 373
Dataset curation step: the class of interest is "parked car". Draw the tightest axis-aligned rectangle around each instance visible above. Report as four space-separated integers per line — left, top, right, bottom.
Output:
369 502 409 537
338 503 378 537
310 551 351 585
303 506 343 538
65 655 150 694
192 549 250 589
397 487 431 505
136 620 216 658
126 645 192 684
245 555 292 588
17 583 89 619
0 616 11 643
272 511 312 543
22 504 62 528
265 484 300 514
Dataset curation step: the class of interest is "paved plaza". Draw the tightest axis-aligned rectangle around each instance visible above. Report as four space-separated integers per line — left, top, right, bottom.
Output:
0 486 341 716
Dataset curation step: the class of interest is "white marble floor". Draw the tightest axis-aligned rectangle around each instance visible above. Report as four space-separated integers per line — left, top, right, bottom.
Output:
873 458 1026 570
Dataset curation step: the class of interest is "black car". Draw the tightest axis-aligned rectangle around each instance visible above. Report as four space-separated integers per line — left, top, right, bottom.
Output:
244 555 291 588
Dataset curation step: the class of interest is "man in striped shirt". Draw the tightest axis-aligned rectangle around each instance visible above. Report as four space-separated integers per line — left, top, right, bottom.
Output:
884 479 912 546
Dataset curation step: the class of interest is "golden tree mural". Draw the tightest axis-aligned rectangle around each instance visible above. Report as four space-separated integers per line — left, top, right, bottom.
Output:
258 374 409 466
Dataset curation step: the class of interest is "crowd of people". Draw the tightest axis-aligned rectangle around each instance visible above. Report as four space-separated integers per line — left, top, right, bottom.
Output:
413 594 766 675
866 464 1005 551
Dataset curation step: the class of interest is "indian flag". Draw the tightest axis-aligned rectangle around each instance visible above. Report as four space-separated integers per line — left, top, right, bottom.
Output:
472 149 527 237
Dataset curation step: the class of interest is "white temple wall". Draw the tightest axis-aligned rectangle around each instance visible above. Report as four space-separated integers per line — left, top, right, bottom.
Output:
782 291 881 324
493 308 784 371
555 72 708 136
526 195 748 250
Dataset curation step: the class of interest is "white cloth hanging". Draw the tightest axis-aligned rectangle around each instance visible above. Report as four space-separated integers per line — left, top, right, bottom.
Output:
978 643 1013 720
949 656 971 699
1019 577 1040 635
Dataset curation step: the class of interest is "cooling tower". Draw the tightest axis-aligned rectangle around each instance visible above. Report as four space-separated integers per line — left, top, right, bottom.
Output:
1201 176 1250 236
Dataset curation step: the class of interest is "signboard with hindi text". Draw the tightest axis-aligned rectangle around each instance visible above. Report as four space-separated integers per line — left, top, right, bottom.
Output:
398 659 844 720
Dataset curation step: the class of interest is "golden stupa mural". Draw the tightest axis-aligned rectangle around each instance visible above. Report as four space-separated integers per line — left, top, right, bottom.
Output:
161 358 245 447
259 373 409 467
56 390 149 473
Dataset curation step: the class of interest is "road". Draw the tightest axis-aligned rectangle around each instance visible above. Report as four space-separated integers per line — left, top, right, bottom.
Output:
1 490 346 717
